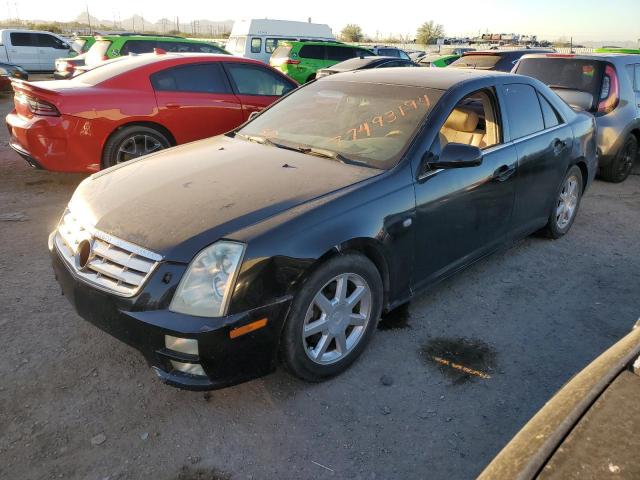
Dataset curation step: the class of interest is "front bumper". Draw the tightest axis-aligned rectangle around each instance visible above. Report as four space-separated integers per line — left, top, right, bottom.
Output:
50 245 291 390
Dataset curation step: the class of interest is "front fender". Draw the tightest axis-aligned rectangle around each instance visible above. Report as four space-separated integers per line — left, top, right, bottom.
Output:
227 164 417 314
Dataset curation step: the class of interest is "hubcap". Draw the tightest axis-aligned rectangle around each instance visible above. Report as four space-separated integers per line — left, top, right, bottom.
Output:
556 175 579 229
302 273 372 365
116 134 164 163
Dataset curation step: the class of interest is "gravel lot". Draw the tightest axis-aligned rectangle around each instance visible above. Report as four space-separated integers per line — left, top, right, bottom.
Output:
0 86 639 480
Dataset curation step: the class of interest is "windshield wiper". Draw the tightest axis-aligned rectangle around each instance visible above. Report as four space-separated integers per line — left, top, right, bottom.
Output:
299 147 375 168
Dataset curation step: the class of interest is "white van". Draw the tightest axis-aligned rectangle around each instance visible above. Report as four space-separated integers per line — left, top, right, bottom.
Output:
226 19 335 63
0 29 71 71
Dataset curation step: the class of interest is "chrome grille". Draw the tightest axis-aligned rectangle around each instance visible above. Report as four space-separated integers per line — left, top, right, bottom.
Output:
54 208 162 297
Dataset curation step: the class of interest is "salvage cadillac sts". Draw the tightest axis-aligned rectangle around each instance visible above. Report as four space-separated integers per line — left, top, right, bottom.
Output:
50 68 597 390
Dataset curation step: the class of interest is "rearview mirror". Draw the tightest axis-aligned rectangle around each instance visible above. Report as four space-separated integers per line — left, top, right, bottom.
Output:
426 143 483 169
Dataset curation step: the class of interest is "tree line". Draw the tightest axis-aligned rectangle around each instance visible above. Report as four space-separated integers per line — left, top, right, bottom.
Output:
340 21 445 45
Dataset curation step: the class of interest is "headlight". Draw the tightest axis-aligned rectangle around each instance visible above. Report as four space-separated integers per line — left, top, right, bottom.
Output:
169 241 245 317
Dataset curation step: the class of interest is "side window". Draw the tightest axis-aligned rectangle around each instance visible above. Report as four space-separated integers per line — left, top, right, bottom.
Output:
265 38 278 54
378 48 400 57
225 63 294 96
250 38 262 54
357 49 372 57
438 89 501 150
537 92 562 129
151 63 230 94
121 40 156 55
36 34 65 48
399 51 410 60
299 44 325 59
379 60 405 68
327 46 356 62
10 32 37 47
503 84 544 140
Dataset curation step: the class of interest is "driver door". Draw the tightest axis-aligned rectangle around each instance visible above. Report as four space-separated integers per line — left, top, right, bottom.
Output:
412 88 517 290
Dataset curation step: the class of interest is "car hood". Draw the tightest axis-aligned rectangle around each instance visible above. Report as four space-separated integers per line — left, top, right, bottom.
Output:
71 135 379 262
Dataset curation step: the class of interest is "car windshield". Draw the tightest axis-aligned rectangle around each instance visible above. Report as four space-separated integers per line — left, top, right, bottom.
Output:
85 40 111 66
450 54 500 69
236 80 442 170
515 58 604 98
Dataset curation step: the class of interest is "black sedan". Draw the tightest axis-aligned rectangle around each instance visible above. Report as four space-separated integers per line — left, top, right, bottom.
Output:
449 49 555 72
50 68 597 390
316 56 417 78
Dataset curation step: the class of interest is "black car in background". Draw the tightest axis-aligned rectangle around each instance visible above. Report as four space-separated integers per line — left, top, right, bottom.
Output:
0 62 28 90
50 68 596 390
480 320 640 479
514 53 640 182
449 49 555 72
316 56 417 78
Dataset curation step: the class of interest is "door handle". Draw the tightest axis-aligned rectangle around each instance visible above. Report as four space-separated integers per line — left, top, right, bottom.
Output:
492 164 516 182
165 103 181 109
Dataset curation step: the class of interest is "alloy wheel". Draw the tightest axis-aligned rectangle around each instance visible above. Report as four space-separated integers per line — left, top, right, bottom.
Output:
556 174 579 229
116 134 164 163
616 142 635 179
302 273 373 365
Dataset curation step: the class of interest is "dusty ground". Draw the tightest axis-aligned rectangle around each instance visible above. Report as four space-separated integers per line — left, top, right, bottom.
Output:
0 87 639 480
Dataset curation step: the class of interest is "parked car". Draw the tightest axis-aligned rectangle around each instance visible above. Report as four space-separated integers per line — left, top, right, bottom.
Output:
408 50 427 61
449 49 554 72
49 68 596 390
0 62 28 90
316 56 417 78
270 41 373 83
419 53 461 68
6 52 296 172
514 53 640 182
596 48 640 55
0 29 72 71
226 18 335 64
54 34 230 79
69 34 96 56
479 319 640 480
366 45 412 60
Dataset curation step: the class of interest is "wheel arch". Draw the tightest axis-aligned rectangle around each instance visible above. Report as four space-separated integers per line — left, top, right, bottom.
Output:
572 158 589 193
304 237 392 312
101 121 177 164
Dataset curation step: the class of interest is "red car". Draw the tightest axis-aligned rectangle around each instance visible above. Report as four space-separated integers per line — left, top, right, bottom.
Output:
6 52 297 172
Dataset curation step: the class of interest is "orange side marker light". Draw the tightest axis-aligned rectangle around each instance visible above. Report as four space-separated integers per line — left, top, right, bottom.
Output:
229 318 268 339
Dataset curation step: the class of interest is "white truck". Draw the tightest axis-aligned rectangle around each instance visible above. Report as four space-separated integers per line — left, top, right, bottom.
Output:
226 19 335 63
0 29 72 71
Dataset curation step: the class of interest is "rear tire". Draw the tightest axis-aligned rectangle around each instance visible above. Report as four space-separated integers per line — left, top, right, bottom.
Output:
543 165 583 239
281 254 383 382
600 135 637 183
102 125 171 169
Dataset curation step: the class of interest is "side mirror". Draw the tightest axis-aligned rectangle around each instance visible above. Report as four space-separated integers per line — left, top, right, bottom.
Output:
425 143 483 170
248 111 260 121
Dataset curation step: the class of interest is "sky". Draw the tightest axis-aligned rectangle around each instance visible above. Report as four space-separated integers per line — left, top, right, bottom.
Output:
4 0 640 41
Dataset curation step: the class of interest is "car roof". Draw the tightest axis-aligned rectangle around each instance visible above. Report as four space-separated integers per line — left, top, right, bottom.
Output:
94 34 213 43
464 49 554 56
284 40 358 47
520 52 640 61
325 56 403 70
320 66 511 89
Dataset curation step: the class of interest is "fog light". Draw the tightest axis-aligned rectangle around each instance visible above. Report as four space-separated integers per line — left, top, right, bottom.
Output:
165 335 199 355
170 360 206 377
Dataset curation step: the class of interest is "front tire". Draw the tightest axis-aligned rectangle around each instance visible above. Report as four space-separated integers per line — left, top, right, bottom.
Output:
543 165 583 239
102 125 171 169
600 135 637 183
281 254 383 382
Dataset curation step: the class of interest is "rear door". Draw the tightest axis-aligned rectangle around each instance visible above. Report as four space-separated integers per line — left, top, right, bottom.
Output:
7 32 39 70
500 83 574 236
223 62 296 120
36 33 70 70
151 62 244 143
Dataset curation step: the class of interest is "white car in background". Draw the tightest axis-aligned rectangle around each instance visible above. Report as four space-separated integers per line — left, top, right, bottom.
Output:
0 29 71 71
226 18 335 63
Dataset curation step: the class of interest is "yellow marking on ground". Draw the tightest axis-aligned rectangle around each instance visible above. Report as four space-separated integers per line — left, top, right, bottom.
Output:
431 355 491 379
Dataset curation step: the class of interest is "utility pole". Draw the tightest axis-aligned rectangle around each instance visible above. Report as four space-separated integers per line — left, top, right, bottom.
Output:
86 4 92 33
176 16 179 33
141 14 144 33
